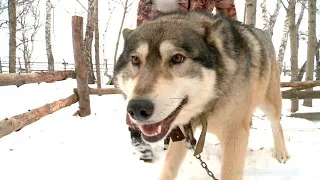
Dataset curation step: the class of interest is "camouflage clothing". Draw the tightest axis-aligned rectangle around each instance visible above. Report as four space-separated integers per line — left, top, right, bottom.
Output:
137 0 237 25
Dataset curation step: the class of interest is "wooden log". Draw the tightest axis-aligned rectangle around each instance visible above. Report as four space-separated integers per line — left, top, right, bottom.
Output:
280 80 320 88
281 90 320 99
282 84 317 92
74 87 122 95
0 94 79 138
72 16 91 117
89 87 122 95
288 112 320 121
0 71 76 87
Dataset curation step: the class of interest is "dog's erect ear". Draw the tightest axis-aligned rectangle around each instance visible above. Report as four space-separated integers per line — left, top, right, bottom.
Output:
122 28 135 41
200 21 215 45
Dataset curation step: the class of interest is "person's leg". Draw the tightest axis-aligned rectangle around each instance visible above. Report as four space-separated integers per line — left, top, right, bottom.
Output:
126 113 153 161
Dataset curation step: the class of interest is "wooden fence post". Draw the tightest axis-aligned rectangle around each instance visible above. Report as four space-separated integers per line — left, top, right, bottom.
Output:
62 59 68 71
72 16 91 117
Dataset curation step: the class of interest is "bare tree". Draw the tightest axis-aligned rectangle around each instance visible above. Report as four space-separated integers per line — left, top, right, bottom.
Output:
261 0 281 37
261 0 268 29
84 0 96 84
303 0 317 107
278 0 306 73
244 0 257 26
113 0 135 65
316 40 320 81
0 1 7 29
46 0 54 71
288 0 299 112
8 0 16 73
1 0 36 29
103 0 115 84
94 0 101 88
0 0 36 11
16 0 41 73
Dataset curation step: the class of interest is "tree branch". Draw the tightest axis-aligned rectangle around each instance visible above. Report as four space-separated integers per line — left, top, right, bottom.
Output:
281 0 288 12
75 0 88 12
0 0 36 11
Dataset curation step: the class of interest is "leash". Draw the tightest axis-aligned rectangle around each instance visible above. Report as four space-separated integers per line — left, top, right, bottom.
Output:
169 114 218 180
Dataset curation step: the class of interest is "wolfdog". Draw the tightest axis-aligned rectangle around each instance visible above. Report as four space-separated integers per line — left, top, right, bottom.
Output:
113 10 289 180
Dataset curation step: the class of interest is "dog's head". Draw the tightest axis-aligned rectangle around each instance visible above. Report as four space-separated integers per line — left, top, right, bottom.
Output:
114 11 222 143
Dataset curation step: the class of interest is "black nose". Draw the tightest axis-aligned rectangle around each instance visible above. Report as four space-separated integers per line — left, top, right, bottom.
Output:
127 99 154 121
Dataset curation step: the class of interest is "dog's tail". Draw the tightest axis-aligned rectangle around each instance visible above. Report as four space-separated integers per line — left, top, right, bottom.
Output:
153 0 179 12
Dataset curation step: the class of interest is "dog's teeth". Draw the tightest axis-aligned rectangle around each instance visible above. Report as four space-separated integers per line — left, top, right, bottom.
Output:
157 125 162 134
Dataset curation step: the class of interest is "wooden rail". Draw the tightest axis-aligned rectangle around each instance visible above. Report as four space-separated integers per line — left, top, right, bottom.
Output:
288 112 320 121
280 80 320 88
282 90 320 99
0 94 79 138
0 70 76 87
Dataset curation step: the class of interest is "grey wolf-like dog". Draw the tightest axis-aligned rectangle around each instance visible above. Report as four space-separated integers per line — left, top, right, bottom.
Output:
114 10 289 180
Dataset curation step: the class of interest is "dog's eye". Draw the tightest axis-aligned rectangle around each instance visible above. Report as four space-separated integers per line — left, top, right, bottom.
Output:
171 54 184 64
130 55 140 65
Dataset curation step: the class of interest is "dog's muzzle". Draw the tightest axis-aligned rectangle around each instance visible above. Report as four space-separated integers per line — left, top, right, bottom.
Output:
127 97 188 143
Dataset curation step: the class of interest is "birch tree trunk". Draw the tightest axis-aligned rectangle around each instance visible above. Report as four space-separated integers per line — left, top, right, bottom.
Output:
84 0 96 84
277 13 289 72
316 40 320 80
288 0 299 112
303 0 316 107
22 30 31 72
316 48 319 81
261 0 268 30
278 1 306 73
8 0 16 73
245 0 257 26
103 2 115 81
46 0 54 71
113 0 129 65
261 0 280 37
94 0 101 88
267 0 280 37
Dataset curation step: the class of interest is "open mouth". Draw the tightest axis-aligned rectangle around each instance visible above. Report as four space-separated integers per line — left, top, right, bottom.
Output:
138 97 188 143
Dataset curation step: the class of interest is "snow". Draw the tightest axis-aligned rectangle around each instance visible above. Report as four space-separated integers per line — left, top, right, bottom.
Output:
0 79 320 180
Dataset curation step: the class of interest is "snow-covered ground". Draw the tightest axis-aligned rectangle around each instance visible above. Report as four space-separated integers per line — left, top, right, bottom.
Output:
0 78 320 180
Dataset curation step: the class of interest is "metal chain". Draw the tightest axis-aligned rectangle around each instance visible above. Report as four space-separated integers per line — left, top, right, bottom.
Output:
184 123 218 180
193 149 219 180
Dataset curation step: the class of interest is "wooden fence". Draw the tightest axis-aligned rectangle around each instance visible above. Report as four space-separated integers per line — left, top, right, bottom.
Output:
0 16 121 138
281 81 320 120
0 15 319 139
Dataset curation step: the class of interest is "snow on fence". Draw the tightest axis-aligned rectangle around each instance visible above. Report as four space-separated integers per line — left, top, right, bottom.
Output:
0 16 121 139
0 15 319 139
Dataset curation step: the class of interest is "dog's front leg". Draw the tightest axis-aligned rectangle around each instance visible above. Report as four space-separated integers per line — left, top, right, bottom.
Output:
159 138 187 180
219 126 249 180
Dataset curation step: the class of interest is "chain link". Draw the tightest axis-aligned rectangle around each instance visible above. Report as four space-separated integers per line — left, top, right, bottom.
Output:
184 123 218 180
193 148 218 180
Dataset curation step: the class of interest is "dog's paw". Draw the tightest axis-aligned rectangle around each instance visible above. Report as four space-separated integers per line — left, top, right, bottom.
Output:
272 149 290 163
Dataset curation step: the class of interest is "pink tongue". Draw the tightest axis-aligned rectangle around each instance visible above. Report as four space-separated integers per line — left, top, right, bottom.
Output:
140 122 161 134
